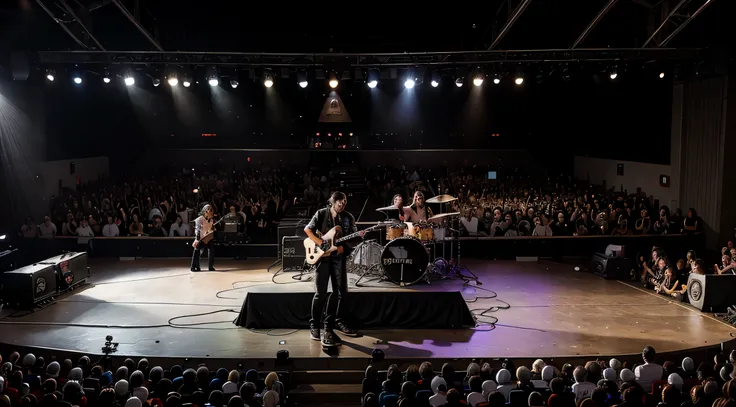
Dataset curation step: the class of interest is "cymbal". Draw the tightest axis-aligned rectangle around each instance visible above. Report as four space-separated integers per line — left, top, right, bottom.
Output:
376 205 400 211
426 194 457 204
428 211 461 220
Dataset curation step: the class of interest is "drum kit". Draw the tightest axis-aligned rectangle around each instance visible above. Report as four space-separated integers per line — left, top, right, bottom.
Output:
348 194 475 287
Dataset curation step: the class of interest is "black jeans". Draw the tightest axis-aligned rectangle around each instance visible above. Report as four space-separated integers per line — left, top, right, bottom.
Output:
191 241 215 269
311 253 347 330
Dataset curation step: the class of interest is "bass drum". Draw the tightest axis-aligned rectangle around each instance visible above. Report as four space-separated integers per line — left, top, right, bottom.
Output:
347 240 384 275
381 237 429 286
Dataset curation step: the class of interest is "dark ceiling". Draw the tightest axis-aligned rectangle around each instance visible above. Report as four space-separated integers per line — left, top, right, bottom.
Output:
1 0 733 54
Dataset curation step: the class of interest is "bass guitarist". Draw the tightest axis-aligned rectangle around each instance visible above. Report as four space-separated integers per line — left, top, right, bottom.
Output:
304 191 365 347
191 204 217 272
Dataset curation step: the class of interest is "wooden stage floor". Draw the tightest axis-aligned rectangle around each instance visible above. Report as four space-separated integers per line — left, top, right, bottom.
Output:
1 258 734 361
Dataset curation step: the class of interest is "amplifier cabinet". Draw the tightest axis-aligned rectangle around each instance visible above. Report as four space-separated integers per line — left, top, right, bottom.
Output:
41 252 90 291
1 263 58 307
282 236 306 272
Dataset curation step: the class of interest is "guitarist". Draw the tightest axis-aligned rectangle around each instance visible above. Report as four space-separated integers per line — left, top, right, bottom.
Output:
304 191 364 347
191 204 216 272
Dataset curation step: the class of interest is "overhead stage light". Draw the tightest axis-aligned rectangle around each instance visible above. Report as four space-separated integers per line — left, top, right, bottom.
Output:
152 78 161 87
455 77 464 87
297 70 308 88
103 77 111 84
168 75 179 87
103 70 111 84
183 80 191 87
45 69 55 82
514 76 524 85
73 76 82 84
609 69 617 80
493 77 500 84
431 80 439 87
328 73 339 89
473 76 484 87
123 71 135 86
264 71 274 88
404 78 415 89
206 66 219 87
208 78 219 87
230 79 239 88
659 72 665 79
366 69 380 88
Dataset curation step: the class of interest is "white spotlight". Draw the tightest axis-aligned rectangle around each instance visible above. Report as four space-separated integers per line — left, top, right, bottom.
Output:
0 234 5 240
455 78 463 87
208 78 219 87
125 77 135 86
367 80 378 89
73 76 82 84
230 80 239 89
152 78 161 87
168 77 179 87
659 72 665 79
103 77 111 84
183 80 191 87
430 80 439 87
299 80 309 88
493 78 500 84
47 74 55 82
609 71 617 80
514 77 524 85
473 77 484 87
45 69 55 82
264 78 274 88
404 78 415 89
329 78 339 89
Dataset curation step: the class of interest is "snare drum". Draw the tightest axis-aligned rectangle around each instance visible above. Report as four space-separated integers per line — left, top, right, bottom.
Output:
386 225 406 241
348 240 384 275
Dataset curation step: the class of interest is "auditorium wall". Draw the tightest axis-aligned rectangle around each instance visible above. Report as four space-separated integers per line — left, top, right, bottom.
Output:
573 156 676 207
38 156 110 199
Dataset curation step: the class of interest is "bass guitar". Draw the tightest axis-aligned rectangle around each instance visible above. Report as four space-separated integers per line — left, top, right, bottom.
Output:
304 224 384 265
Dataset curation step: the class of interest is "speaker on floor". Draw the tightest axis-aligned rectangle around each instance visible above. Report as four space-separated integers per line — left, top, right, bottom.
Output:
1 263 58 308
687 273 736 312
281 236 306 272
40 252 90 291
591 252 630 280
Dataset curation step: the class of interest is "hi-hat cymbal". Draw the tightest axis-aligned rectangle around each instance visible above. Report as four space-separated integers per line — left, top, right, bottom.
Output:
426 194 458 204
428 211 461 220
376 205 400 212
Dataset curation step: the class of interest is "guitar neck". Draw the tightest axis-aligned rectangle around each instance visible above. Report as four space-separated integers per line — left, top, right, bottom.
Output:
334 226 375 244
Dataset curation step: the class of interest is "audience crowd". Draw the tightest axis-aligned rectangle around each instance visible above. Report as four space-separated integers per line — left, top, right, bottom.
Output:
0 351 285 407
361 346 736 407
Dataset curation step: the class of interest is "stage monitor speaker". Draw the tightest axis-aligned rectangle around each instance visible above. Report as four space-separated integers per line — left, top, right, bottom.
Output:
1 263 58 307
281 236 306 272
40 252 90 291
687 273 736 312
592 253 630 280
605 244 625 258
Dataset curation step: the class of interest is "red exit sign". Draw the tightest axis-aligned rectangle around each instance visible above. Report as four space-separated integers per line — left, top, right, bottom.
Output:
202 133 217 137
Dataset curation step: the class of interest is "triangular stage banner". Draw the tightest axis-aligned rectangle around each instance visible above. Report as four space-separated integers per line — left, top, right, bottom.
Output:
318 91 352 123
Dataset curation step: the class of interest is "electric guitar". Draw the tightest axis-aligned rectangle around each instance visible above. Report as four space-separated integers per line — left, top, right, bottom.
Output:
304 224 384 265
193 216 226 247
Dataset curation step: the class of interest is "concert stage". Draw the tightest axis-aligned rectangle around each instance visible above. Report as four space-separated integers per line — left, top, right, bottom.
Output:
1 258 734 367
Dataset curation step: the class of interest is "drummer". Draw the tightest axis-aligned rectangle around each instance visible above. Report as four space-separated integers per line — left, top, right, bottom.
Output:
392 194 408 222
405 191 436 223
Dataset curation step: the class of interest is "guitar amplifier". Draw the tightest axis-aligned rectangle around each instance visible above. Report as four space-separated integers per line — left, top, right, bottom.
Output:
281 236 306 272
1 262 58 307
687 273 736 312
40 252 90 291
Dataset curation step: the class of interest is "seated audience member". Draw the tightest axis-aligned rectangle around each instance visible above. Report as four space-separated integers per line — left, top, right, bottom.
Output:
383 365 402 394
654 263 686 301
658 384 681 407
715 254 736 274
442 363 462 393
398 381 417 406
169 216 190 237
418 362 434 391
528 391 545 407
488 391 508 407
102 215 120 237
39 216 57 238
572 366 595 402
635 346 664 391
429 377 447 407
496 369 514 401
482 380 498 400
532 217 553 236
466 375 484 406
516 366 535 393
530 360 545 380
443 388 464 407
76 218 94 237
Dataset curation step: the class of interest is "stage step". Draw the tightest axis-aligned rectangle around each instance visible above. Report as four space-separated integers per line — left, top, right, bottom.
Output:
288 383 362 405
291 370 365 385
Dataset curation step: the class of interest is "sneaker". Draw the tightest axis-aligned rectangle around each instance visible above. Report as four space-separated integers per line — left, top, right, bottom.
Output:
335 320 358 337
322 330 337 347
309 324 320 341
